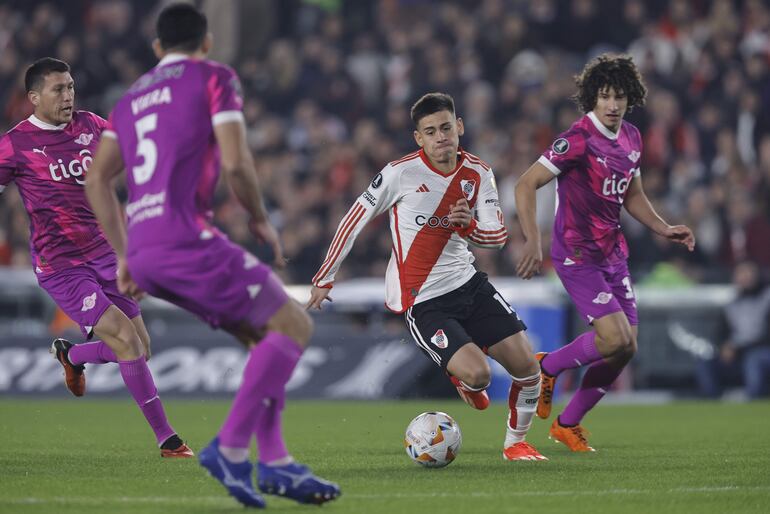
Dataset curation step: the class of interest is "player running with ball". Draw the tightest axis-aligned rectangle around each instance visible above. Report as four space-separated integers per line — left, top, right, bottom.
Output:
309 92 547 462
515 54 695 452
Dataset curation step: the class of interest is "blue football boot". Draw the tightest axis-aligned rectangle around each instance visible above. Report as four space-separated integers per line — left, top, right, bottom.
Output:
257 461 341 505
199 438 266 508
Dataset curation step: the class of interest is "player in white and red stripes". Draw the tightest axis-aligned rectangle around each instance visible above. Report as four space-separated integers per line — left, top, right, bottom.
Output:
307 92 546 462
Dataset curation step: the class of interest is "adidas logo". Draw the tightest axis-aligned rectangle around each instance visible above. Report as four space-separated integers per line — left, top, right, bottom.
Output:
416 184 430 193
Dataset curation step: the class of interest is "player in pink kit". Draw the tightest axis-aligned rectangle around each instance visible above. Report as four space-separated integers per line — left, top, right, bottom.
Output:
515 54 695 451
308 93 547 462
85 4 339 508
0 58 192 458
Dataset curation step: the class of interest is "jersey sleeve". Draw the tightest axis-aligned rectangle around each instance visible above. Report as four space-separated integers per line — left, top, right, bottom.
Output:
101 111 118 140
0 135 16 193
88 112 109 133
312 165 402 287
631 125 642 178
537 128 587 176
466 168 507 248
206 64 245 126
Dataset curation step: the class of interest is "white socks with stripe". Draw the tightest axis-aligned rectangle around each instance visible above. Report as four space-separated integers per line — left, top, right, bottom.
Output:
504 372 541 447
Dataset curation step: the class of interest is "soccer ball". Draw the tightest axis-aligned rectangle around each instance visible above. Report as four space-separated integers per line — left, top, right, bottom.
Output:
404 411 462 468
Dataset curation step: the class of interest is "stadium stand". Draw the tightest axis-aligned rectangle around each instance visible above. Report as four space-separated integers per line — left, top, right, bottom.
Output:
1 0 768 285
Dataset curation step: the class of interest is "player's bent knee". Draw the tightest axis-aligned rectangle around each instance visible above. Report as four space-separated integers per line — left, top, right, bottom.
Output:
266 300 313 347
459 365 491 390
285 304 313 346
99 325 144 360
522 356 540 376
94 308 145 360
621 337 638 359
615 332 635 355
597 328 633 357
114 329 145 359
140 334 151 353
447 344 491 388
469 371 491 390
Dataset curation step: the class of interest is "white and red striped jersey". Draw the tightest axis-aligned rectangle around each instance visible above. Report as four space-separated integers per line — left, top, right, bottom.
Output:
312 148 507 313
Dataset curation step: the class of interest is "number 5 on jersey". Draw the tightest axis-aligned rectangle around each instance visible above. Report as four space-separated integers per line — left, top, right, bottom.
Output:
133 113 158 185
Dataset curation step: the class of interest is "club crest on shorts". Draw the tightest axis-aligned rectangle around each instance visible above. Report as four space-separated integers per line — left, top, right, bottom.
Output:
81 292 97 312
431 329 448 349
591 292 613 305
460 179 476 201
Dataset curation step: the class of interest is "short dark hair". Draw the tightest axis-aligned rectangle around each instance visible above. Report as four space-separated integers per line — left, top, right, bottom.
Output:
410 92 455 127
157 3 207 52
25 57 70 92
572 54 647 113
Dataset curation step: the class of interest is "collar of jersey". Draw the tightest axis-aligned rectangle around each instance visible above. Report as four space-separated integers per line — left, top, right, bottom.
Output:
157 53 191 67
587 111 620 140
27 114 67 131
419 147 465 177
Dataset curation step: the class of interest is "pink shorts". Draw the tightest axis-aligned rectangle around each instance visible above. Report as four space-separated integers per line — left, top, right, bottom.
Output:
128 235 289 332
553 259 638 326
37 252 141 338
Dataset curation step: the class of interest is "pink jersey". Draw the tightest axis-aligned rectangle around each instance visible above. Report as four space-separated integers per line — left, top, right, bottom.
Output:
103 54 244 252
0 112 112 274
538 112 643 265
313 149 507 313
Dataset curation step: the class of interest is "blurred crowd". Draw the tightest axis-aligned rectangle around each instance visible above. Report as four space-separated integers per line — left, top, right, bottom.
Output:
1 0 769 285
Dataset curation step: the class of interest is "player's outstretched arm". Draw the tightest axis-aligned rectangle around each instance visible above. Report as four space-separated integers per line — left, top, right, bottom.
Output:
85 136 144 299
306 286 333 310
0 135 17 196
309 198 371 302
310 166 400 299
214 120 285 268
85 136 128 259
624 176 695 251
514 161 556 279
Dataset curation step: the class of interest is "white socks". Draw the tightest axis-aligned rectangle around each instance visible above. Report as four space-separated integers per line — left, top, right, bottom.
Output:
504 372 541 447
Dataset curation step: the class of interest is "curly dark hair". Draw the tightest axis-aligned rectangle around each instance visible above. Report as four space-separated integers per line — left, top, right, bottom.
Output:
572 54 647 114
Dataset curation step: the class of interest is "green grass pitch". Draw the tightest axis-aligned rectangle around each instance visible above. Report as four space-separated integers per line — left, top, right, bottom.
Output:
1 398 769 513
